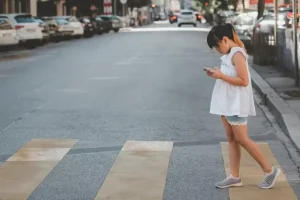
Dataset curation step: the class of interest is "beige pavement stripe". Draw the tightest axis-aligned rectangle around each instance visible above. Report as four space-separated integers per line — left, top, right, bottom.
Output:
221 142 298 200
0 139 77 200
94 141 173 200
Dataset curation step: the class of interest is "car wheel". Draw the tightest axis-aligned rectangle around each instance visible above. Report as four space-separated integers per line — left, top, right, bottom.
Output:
97 30 103 35
114 28 119 33
178 24 181 27
194 23 197 27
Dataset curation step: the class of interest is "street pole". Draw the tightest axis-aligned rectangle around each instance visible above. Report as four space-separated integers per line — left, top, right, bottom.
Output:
114 0 116 15
293 0 299 86
274 0 278 46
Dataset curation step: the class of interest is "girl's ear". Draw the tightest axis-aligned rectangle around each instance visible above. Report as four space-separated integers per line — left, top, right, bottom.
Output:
222 36 229 44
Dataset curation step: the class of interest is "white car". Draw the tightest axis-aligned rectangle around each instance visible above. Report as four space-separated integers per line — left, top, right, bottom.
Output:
55 16 84 37
178 10 197 27
0 13 43 48
0 18 19 46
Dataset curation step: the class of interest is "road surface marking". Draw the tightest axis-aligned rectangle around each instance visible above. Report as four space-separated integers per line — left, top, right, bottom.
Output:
0 139 77 200
121 27 210 32
221 142 298 200
90 77 120 80
94 141 173 200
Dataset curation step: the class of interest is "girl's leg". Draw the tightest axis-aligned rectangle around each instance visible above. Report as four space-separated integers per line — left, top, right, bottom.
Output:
221 116 241 178
231 123 281 189
215 116 243 188
231 124 272 172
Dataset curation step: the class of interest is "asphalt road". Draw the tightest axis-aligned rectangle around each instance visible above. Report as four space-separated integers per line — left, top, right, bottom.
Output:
0 23 300 200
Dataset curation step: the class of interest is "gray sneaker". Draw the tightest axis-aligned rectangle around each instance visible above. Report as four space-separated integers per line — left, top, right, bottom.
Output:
259 167 281 189
215 175 243 188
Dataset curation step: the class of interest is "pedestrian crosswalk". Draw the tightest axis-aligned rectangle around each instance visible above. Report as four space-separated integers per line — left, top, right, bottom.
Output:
0 139 297 200
120 27 211 33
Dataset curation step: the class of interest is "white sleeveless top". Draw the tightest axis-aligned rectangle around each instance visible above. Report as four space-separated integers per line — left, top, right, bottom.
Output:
210 47 256 117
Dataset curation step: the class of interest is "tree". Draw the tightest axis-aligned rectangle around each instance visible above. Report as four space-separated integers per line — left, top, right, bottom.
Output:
257 0 265 20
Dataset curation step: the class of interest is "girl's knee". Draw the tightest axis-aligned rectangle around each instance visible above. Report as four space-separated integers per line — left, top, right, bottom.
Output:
227 134 236 143
235 136 249 146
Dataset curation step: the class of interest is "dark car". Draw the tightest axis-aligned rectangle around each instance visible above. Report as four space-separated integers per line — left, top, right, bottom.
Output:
106 15 122 32
79 17 95 37
95 15 112 33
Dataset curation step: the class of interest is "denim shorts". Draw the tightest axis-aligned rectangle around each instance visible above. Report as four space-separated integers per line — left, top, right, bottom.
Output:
225 115 248 126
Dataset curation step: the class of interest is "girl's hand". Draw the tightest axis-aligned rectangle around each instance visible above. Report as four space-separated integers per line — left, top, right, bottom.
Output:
211 68 224 79
204 67 213 77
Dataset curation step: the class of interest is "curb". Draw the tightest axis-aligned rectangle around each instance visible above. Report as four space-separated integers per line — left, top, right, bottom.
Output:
249 65 300 152
0 50 30 61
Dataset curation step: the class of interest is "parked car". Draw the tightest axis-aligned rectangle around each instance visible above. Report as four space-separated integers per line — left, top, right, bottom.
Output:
95 15 112 33
98 15 121 32
0 13 43 48
225 12 240 24
233 12 258 48
253 11 290 35
109 15 122 32
55 16 84 38
159 12 167 21
34 17 50 44
54 18 75 39
93 16 106 34
42 17 74 41
78 17 95 37
0 18 19 46
178 10 197 27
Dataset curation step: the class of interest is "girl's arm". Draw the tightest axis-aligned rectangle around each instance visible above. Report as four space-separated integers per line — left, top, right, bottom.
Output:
212 52 249 87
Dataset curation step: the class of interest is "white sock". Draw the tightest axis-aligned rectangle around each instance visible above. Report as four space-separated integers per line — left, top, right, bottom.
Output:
230 174 240 179
265 166 274 176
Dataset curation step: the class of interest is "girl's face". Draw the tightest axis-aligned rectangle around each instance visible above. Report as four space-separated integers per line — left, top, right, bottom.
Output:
215 37 230 54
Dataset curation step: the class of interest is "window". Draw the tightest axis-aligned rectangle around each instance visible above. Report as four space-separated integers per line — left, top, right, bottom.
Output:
100 16 110 21
95 17 103 21
35 19 45 25
56 19 68 25
181 12 193 15
0 19 13 30
110 15 120 20
82 18 90 23
68 17 79 22
15 15 35 23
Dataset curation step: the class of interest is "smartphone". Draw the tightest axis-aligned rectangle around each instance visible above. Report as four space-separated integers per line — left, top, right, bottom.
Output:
204 67 212 73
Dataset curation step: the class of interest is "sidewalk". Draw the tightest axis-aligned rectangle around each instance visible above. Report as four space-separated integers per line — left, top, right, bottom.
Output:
249 59 300 152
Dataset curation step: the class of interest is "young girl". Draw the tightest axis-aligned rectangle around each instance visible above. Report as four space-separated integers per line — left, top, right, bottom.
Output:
205 24 281 189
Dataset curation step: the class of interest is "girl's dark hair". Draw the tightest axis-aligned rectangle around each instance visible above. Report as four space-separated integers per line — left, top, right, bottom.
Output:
207 23 245 49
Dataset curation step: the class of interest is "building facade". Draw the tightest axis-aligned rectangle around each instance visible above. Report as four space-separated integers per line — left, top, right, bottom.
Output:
0 0 37 15
0 0 67 16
